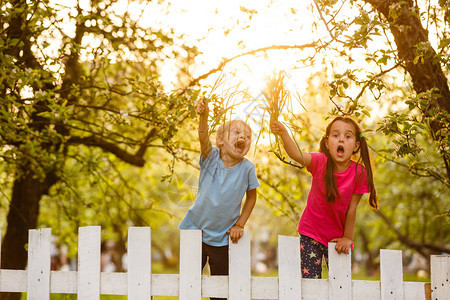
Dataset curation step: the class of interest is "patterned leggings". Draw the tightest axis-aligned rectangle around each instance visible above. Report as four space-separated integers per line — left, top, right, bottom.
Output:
300 234 329 279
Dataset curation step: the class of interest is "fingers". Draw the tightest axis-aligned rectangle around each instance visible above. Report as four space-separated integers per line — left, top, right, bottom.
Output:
334 241 350 254
269 121 280 133
340 246 350 254
228 227 244 244
335 243 341 253
270 120 285 134
335 246 347 254
335 244 343 254
196 100 209 115
231 231 243 244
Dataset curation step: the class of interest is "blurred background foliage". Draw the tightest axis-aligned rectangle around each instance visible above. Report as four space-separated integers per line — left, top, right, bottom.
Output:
1 1 449 299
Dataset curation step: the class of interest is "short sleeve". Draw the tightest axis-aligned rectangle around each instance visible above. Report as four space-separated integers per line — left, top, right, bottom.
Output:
247 163 260 191
199 146 219 168
307 152 326 175
353 164 370 194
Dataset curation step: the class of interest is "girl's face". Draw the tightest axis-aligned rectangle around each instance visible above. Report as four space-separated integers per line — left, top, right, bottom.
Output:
218 122 252 160
325 120 360 170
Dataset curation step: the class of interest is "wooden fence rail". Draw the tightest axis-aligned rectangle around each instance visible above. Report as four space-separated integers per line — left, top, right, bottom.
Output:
0 226 448 299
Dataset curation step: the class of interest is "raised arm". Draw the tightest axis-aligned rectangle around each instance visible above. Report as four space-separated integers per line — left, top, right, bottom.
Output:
270 121 311 167
197 100 212 159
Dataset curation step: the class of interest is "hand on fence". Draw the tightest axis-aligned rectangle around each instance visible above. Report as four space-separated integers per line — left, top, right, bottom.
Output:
330 236 352 254
227 225 244 244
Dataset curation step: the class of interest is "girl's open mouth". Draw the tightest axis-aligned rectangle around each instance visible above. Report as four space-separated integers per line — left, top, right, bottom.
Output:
337 145 345 156
235 140 246 153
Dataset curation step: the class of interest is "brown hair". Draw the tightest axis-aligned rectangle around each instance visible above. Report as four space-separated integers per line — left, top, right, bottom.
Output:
319 116 378 209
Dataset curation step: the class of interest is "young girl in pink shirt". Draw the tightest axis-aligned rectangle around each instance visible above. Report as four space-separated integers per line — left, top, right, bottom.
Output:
270 116 378 278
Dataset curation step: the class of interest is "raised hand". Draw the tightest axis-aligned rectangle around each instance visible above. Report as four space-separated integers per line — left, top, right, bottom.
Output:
270 120 287 135
196 100 209 116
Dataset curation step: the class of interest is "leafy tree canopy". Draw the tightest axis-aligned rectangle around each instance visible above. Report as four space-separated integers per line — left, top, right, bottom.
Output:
0 3 448 298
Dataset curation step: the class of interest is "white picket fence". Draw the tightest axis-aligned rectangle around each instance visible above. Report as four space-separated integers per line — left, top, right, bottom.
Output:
0 227 449 299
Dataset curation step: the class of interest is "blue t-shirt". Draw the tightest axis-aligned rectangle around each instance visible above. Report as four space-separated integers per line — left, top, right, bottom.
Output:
179 147 260 246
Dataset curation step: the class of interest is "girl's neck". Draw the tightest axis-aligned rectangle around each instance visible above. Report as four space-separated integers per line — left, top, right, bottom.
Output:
220 151 242 167
333 159 352 173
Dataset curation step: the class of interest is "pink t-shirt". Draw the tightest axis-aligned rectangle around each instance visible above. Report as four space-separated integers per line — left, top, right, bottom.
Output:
298 152 370 247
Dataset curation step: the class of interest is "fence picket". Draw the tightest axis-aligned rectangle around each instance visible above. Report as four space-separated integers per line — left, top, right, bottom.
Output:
152 274 179 296
380 249 403 300
27 228 51 300
202 275 228 298
78 226 101 300
127 227 151 299
229 232 251 300
252 277 278 299
50 271 77 293
403 282 427 300
328 242 352 299
352 280 380 300
430 255 450 300
179 229 202 299
278 235 301 300
0 228 447 299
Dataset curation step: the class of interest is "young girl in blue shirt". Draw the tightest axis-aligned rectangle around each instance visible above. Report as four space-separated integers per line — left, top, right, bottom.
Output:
179 100 260 300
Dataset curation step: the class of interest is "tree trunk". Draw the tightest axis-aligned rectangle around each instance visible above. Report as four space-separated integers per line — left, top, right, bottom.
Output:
366 0 450 110
365 0 450 178
359 228 379 276
0 171 58 300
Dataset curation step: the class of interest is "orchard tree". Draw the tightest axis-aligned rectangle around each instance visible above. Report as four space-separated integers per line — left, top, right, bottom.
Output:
306 0 450 254
189 0 449 187
1 2 449 299
203 0 449 265
308 0 449 182
38 144 198 272
0 1 199 298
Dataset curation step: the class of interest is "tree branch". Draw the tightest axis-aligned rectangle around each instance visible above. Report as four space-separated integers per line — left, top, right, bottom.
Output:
375 209 450 254
272 151 305 169
68 135 146 166
257 175 301 223
184 43 317 90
